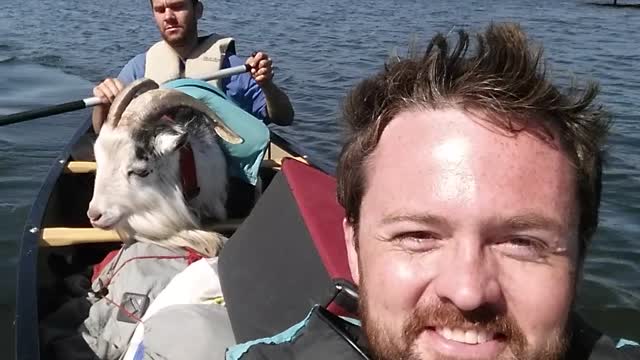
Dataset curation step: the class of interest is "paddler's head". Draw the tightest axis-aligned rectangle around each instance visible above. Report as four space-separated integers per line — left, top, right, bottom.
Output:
150 0 203 52
336 22 610 360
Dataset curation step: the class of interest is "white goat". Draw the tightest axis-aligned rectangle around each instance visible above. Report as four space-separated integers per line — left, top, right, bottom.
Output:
87 78 243 257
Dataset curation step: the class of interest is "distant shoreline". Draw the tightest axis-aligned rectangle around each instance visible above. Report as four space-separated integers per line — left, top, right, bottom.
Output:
587 1 640 8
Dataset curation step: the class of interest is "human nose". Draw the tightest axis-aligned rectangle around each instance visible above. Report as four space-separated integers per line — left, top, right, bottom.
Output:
164 8 176 21
432 240 503 311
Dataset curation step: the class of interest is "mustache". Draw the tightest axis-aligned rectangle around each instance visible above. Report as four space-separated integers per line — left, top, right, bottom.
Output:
403 301 526 346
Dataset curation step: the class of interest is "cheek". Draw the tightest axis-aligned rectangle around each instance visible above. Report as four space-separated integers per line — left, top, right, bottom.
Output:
154 14 163 25
113 180 137 209
498 258 575 344
360 241 433 322
177 12 191 26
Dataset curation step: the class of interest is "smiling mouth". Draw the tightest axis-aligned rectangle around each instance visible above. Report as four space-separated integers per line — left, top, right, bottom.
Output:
429 326 506 345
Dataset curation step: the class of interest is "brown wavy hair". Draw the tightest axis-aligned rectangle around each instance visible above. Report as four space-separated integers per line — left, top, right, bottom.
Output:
336 22 611 258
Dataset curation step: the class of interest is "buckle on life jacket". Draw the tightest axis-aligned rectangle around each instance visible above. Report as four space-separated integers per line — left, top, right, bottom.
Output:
116 292 151 324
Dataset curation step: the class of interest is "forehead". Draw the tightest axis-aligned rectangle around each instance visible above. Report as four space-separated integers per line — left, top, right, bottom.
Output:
151 0 188 7
94 127 137 165
362 108 577 224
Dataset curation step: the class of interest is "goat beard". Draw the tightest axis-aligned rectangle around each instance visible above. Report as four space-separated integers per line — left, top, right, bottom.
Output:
359 279 570 360
165 229 225 257
117 209 224 257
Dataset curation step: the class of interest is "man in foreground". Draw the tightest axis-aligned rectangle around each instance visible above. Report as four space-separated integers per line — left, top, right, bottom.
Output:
91 0 294 134
225 22 639 359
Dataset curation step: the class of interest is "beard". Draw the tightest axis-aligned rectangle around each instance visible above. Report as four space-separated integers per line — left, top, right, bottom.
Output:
161 18 197 48
359 280 570 360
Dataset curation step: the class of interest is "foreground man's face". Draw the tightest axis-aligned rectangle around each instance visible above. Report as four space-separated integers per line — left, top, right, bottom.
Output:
345 108 579 360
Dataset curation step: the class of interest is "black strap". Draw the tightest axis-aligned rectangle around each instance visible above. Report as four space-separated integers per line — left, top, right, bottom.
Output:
324 279 359 315
314 306 370 359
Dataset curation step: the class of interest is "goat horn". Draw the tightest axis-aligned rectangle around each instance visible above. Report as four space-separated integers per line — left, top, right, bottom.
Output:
105 78 160 127
119 88 244 145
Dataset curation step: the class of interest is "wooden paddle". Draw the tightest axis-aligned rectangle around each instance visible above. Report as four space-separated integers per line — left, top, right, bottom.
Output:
0 64 250 127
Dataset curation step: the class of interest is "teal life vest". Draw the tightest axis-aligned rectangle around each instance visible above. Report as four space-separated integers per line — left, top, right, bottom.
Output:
162 79 270 186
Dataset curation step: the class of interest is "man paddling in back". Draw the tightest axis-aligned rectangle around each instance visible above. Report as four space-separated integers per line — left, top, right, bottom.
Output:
223 22 640 359
91 0 294 134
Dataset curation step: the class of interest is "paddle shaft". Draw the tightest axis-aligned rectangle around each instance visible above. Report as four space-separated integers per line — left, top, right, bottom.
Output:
0 64 250 127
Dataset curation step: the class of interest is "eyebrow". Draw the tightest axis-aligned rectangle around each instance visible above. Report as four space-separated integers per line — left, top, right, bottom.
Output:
379 212 564 233
154 0 182 7
502 213 565 233
380 213 451 228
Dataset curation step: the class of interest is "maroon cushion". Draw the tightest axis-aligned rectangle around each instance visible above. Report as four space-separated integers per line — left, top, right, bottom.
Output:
282 159 352 285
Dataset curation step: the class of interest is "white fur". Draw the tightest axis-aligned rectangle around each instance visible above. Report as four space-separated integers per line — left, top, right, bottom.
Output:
88 122 229 257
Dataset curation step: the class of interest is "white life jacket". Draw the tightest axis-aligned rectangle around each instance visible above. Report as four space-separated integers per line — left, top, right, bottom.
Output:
145 34 235 88
121 257 230 360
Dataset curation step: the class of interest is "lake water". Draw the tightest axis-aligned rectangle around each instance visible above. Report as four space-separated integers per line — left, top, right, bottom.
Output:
1 0 639 358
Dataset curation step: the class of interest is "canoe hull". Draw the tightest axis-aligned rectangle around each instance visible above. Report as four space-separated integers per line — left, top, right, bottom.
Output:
16 118 93 360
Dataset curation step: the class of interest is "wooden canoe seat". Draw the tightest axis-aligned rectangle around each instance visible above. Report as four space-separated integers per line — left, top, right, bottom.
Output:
64 161 96 173
40 218 245 247
63 156 308 174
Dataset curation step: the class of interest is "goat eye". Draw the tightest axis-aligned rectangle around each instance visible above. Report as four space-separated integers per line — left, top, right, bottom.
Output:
128 169 150 178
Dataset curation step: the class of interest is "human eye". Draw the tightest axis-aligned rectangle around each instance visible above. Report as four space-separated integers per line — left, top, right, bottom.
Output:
168 1 185 11
392 231 441 253
495 236 550 261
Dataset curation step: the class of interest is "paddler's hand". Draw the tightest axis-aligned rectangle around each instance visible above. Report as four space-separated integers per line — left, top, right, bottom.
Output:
93 78 125 109
245 51 274 86
91 78 124 133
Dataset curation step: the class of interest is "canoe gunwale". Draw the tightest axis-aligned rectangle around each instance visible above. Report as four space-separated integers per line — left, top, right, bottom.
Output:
15 117 93 360
269 130 333 175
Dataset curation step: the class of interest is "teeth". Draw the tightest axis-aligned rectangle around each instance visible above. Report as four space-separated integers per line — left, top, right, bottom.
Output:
477 331 487 343
452 328 465 342
436 327 494 344
478 331 489 344
442 327 452 340
464 330 477 344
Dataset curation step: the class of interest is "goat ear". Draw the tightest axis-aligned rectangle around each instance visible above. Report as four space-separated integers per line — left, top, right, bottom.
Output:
153 126 187 156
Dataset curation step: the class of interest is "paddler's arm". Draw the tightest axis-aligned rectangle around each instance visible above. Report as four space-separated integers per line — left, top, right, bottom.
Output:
91 105 107 134
261 81 294 126
91 55 143 133
246 52 295 126
91 78 125 133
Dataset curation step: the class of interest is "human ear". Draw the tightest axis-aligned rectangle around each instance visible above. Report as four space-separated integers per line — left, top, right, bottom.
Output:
343 218 360 285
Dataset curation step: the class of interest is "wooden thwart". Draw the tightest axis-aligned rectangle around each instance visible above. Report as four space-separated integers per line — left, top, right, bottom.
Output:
40 227 120 247
64 161 97 174
62 141 306 173
63 156 307 174
40 219 247 247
